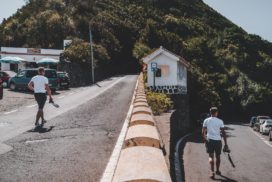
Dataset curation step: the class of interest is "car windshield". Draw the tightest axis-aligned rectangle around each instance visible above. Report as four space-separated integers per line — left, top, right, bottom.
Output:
26 70 38 78
17 71 26 77
259 116 270 119
266 120 272 125
45 70 57 78
58 73 66 78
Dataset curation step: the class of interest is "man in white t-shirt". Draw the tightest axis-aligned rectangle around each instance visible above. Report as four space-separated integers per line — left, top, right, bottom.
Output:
202 107 228 179
28 67 53 126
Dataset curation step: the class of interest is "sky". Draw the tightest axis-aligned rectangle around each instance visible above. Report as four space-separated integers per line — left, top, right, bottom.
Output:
0 0 26 22
203 0 272 42
0 0 271 42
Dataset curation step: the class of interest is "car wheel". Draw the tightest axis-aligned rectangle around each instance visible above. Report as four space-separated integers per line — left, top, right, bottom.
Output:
2 81 8 88
9 83 16 91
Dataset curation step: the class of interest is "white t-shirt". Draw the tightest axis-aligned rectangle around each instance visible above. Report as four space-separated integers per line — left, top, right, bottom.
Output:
30 75 49 93
203 117 224 140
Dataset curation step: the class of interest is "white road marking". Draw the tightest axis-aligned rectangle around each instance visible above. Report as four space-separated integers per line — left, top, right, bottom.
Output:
26 104 37 108
100 77 139 182
25 139 49 144
250 129 272 148
4 110 18 115
0 122 10 127
58 96 65 99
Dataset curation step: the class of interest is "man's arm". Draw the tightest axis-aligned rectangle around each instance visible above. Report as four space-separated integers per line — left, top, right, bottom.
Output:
28 81 34 91
220 127 228 146
45 84 52 100
202 127 207 143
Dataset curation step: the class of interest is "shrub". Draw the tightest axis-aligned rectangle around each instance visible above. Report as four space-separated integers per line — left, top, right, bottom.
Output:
146 91 173 115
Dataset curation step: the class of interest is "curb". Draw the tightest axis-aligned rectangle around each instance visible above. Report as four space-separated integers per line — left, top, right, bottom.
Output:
111 73 172 182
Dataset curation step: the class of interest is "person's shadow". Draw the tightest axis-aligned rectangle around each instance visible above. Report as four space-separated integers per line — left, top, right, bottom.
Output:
213 174 238 182
28 126 55 133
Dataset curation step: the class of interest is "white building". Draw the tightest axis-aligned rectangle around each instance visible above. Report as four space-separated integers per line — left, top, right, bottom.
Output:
0 47 63 72
143 46 189 94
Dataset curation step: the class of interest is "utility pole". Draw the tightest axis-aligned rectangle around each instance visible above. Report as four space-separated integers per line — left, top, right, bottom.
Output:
89 22 95 84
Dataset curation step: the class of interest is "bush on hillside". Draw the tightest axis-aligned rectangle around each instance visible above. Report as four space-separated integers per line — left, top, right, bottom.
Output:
146 91 173 115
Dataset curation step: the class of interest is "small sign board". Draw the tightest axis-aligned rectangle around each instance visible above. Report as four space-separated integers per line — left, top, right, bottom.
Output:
27 48 41 54
151 62 157 72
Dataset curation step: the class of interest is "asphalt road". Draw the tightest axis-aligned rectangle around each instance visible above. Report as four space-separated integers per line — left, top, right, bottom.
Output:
0 75 137 182
184 123 272 182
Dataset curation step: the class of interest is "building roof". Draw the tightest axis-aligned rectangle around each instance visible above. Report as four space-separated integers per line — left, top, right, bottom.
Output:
142 46 190 68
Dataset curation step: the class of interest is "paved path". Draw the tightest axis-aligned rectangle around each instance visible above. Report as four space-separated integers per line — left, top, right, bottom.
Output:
184 123 272 182
0 75 137 182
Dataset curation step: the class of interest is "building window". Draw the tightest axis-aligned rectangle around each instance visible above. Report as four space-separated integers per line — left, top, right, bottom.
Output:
158 65 169 77
155 68 162 77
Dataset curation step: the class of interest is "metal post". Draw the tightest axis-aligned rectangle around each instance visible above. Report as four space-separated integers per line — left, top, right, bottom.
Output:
89 22 95 84
153 70 156 88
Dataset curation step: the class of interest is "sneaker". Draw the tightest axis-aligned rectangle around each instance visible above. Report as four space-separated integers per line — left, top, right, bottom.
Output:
216 171 221 175
210 172 215 179
42 120 47 125
35 122 39 126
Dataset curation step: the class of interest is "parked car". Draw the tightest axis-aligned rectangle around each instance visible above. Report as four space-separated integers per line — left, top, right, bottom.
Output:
260 119 272 134
0 70 16 87
253 116 271 132
249 116 257 127
9 69 58 92
0 78 3 99
269 128 272 141
57 71 70 89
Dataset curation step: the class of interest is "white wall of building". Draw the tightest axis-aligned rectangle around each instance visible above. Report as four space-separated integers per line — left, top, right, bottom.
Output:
1 63 10 71
177 62 187 87
147 54 178 87
0 47 63 71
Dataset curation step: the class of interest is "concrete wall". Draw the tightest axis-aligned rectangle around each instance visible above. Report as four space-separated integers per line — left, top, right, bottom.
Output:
112 73 172 182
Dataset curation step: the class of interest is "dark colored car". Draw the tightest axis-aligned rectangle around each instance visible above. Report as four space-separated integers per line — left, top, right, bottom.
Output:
57 72 70 89
253 116 271 132
9 69 58 92
249 116 257 127
0 71 16 88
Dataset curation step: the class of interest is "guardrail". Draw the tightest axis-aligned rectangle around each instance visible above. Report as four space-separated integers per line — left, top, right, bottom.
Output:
112 73 172 182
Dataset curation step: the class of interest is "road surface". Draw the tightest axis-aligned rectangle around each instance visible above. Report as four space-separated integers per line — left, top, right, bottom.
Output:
0 75 137 182
184 123 272 182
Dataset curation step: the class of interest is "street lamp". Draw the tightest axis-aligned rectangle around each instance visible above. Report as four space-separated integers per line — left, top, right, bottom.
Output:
89 22 95 84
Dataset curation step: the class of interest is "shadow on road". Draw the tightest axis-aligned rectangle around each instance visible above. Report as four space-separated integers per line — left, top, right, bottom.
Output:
27 126 55 133
213 174 238 182
8 89 61 95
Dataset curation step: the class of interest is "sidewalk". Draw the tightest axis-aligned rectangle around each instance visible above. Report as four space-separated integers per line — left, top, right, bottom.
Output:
154 112 172 169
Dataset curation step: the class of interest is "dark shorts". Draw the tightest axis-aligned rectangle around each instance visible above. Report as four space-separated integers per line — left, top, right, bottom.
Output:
34 93 47 109
205 139 222 156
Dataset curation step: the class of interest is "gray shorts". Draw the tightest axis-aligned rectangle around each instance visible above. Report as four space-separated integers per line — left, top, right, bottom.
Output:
205 139 222 156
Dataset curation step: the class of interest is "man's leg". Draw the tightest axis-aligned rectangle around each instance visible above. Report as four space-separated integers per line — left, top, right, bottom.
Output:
209 153 215 173
215 141 222 174
35 109 42 125
215 154 221 173
41 110 44 121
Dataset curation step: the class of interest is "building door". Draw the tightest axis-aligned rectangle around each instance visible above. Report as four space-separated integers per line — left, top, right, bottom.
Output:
10 63 18 72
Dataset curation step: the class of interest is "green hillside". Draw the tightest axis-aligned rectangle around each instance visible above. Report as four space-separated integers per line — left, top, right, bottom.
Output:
1 0 272 119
